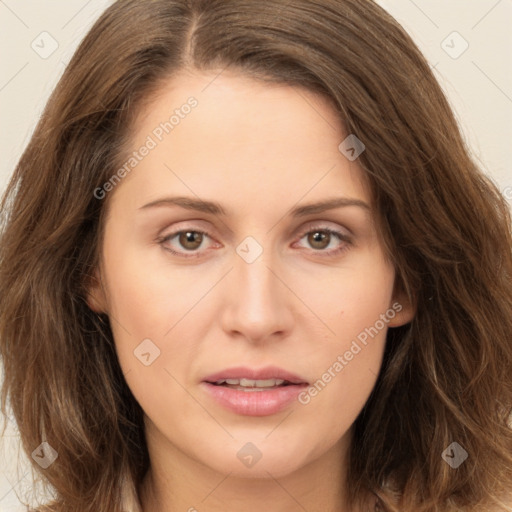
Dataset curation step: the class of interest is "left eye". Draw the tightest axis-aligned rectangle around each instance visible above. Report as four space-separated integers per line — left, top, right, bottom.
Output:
158 226 351 258
295 228 350 253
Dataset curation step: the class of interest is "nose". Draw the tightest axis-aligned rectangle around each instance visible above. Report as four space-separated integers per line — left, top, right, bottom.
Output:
220 245 294 344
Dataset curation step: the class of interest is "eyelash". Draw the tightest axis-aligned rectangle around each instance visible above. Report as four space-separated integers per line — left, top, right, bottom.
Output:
156 224 353 259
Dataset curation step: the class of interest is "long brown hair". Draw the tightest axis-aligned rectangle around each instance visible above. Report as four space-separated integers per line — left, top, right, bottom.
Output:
1 1 511 511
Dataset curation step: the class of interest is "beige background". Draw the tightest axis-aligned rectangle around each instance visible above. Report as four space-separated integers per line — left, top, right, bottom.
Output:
1 1 511 510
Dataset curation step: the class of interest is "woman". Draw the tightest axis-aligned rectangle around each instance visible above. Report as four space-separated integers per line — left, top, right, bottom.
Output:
1 1 511 511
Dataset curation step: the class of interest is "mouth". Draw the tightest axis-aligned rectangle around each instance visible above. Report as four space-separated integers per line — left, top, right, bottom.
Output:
207 377 300 391
201 366 309 416
203 366 308 389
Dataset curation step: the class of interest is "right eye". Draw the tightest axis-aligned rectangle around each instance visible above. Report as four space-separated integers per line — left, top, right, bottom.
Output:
157 229 219 258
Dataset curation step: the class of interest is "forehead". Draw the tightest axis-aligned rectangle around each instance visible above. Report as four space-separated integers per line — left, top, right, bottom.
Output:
109 69 371 214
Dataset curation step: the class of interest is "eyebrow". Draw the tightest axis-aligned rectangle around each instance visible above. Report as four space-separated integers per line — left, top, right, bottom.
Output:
138 196 370 216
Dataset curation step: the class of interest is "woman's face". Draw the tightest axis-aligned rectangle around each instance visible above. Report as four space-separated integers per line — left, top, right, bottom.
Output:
89 69 413 480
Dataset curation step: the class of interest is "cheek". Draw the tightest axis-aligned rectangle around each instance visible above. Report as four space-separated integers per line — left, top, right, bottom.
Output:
101 237 215 334
100 254 203 414
298 244 395 346
295 252 395 424
99 241 201 375
295 317 388 451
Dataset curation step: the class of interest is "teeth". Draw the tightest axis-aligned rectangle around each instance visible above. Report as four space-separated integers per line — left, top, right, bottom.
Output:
215 378 285 387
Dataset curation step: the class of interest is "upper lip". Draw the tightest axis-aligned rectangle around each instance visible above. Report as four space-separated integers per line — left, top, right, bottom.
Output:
203 366 308 385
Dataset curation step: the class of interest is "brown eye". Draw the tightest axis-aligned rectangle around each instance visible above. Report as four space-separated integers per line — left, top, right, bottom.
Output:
295 225 352 257
307 230 331 250
178 231 204 250
158 227 218 259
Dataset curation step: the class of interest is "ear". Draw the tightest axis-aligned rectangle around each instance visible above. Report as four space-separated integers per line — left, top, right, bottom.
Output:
387 283 416 328
84 267 108 314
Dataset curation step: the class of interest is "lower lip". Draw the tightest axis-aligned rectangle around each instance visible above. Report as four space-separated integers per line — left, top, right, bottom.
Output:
201 382 308 416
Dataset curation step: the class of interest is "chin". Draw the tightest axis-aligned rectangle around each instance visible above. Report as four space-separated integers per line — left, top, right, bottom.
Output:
195 435 315 480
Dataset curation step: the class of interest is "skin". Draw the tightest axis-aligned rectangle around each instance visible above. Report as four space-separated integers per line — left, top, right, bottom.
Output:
88 69 414 512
